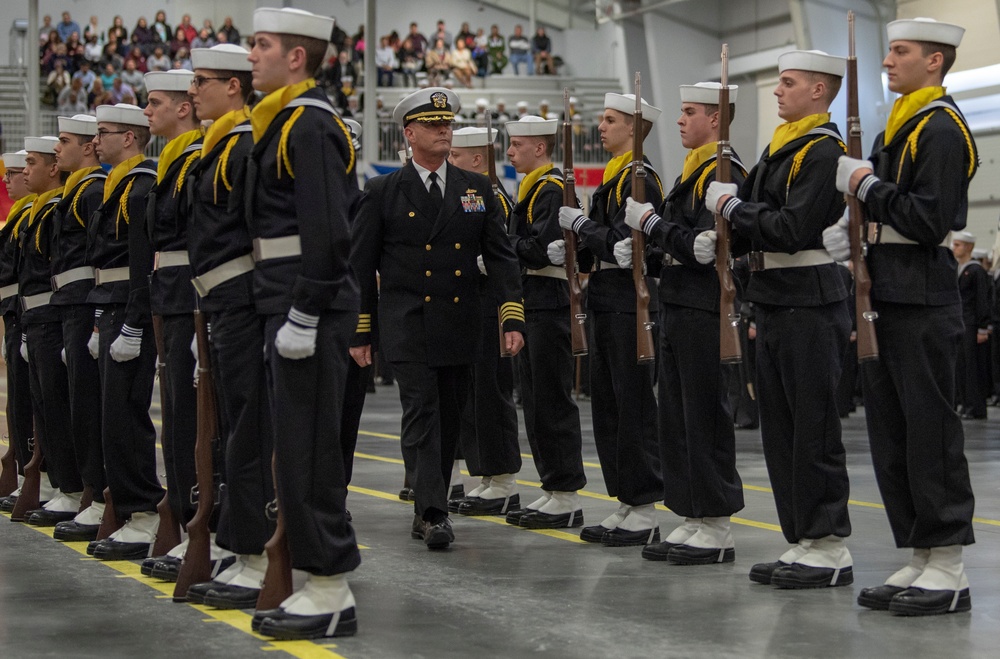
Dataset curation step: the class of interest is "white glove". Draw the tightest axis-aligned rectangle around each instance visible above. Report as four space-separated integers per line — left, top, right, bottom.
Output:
836 156 873 195
87 330 100 359
19 333 28 362
706 182 738 215
558 206 588 233
823 211 851 262
624 198 653 232
693 230 718 265
614 238 633 268
110 327 142 363
190 333 198 361
275 308 318 360
477 255 487 275
547 239 566 266
60 348 66 364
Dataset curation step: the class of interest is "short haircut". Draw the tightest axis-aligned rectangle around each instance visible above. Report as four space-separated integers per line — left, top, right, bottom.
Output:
918 41 957 77
159 89 200 123
214 69 256 105
621 113 656 140
110 122 151 149
278 34 329 77
541 134 556 157
809 71 842 104
700 103 738 124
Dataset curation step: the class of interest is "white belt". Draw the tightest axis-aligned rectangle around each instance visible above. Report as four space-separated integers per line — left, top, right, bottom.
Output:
21 291 52 311
868 224 952 247
750 249 834 271
154 251 190 270
51 266 95 291
253 235 301 261
0 283 18 300
191 254 255 298
526 265 568 280
599 260 624 270
95 267 129 285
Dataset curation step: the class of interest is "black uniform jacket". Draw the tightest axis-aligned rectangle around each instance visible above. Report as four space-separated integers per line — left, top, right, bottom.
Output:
18 192 62 324
509 166 568 310
650 150 747 313
862 96 979 307
730 122 847 307
1 201 33 317
51 168 105 306
247 87 360 317
578 158 664 313
352 161 525 367
478 181 515 318
958 260 990 331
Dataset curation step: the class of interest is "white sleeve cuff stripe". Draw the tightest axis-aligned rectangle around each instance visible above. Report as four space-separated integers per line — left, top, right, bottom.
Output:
289 307 320 328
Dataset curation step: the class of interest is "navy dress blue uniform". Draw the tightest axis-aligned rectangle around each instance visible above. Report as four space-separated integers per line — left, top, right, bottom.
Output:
956 258 990 418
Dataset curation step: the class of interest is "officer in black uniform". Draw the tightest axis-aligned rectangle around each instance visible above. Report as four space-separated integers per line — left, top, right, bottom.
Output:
704 50 852 589
832 17 977 616
624 82 747 563
503 114 586 529
556 92 665 546
50 115 108 541
86 103 161 561
952 231 990 419
445 125 523 517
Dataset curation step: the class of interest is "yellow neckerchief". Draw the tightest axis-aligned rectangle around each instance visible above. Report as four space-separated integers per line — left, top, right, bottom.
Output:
603 151 632 185
884 86 946 145
251 78 316 142
28 186 63 224
156 128 202 183
769 113 830 155
203 106 250 155
518 163 554 203
6 194 34 225
104 153 146 203
681 142 718 183
64 165 102 196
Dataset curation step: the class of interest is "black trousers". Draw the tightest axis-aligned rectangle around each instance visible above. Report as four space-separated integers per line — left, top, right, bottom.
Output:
393 361 468 520
211 306 274 555
160 314 198 525
264 312 359 576
590 310 661 506
755 301 851 544
956 325 987 417
340 360 371 485
26 320 81 493
458 311 521 478
836 338 859 417
3 315 33 475
98 304 160 518
862 302 975 548
659 305 744 517
517 307 586 492
61 304 105 499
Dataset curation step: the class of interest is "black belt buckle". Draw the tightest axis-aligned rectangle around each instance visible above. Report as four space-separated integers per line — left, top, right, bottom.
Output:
748 251 765 272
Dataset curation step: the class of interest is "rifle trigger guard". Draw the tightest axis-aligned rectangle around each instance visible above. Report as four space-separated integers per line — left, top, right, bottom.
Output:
728 313 742 328
265 499 279 521
862 311 879 322
189 485 200 505
574 313 587 325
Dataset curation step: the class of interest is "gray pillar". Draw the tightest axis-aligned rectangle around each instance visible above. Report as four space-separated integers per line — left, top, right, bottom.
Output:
362 0 377 168
27 0 39 135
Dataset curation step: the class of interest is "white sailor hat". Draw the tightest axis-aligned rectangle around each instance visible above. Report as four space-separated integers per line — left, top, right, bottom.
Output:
516 101 528 109
452 127 498 148
954 230 976 244
192 44 253 72
505 115 558 136
539 99 550 106
343 118 362 140
604 93 662 122
887 17 964 47
24 136 59 154
778 50 845 77
58 113 98 136
393 87 460 126
680 82 739 105
972 248 988 259
496 98 506 106
475 97 488 107
145 69 194 92
569 96 578 104
2 150 28 170
253 8 333 41
96 103 149 127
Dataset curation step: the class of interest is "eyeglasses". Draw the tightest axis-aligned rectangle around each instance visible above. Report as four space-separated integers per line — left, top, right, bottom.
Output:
95 129 130 140
191 75 229 88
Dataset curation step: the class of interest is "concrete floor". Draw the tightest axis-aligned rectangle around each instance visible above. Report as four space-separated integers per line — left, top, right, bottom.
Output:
2 378 1000 659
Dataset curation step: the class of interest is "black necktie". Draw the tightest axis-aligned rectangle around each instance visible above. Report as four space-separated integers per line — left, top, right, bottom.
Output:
428 171 443 205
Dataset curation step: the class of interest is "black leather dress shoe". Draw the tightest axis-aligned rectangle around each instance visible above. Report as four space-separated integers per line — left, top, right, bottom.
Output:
857 584 906 610
0 495 16 512
151 557 184 581
580 524 613 543
26 508 77 526
641 540 683 561
186 579 225 604
602 527 660 547
86 539 101 555
448 496 477 513
412 517 454 549
141 555 172 576
53 521 100 542
667 544 735 564
458 494 520 517
771 563 853 589
748 560 790 584
448 484 464 500
258 607 357 640
398 487 414 501
505 507 535 526
93 540 151 561
889 587 972 616
252 608 284 632
203 584 261 609
520 509 584 529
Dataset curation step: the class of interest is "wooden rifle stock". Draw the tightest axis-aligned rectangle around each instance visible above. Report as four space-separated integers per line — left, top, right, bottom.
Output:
151 315 181 556
256 452 293 610
0 420 17 496
630 73 656 364
9 426 41 520
714 45 743 365
847 11 879 362
96 486 123 539
173 311 216 599
563 89 588 356
486 112 513 358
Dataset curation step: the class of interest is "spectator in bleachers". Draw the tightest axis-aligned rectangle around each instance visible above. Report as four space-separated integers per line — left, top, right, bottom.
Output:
152 11 171 44
190 28 215 50
147 46 171 72
173 47 192 71
407 22 427 60
39 15 53 44
457 22 475 48
107 16 128 53
100 42 124 72
433 20 453 49
45 59 71 106
451 38 476 88
508 25 531 75
57 12 81 43
488 25 507 74
107 75 135 104
398 37 422 87
331 18 348 52
72 60 96 92
57 78 89 113
169 26 189 58
132 18 156 54
218 17 240 45
532 27 555 75
376 36 399 87
83 15 102 45
473 28 489 77
84 34 103 64
87 78 110 110
178 14 197 43
126 46 148 73
353 25 366 65
40 31 62 73
99 63 118 89
425 37 452 85
201 19 216 40
64 32 85 71
120 59 146 104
